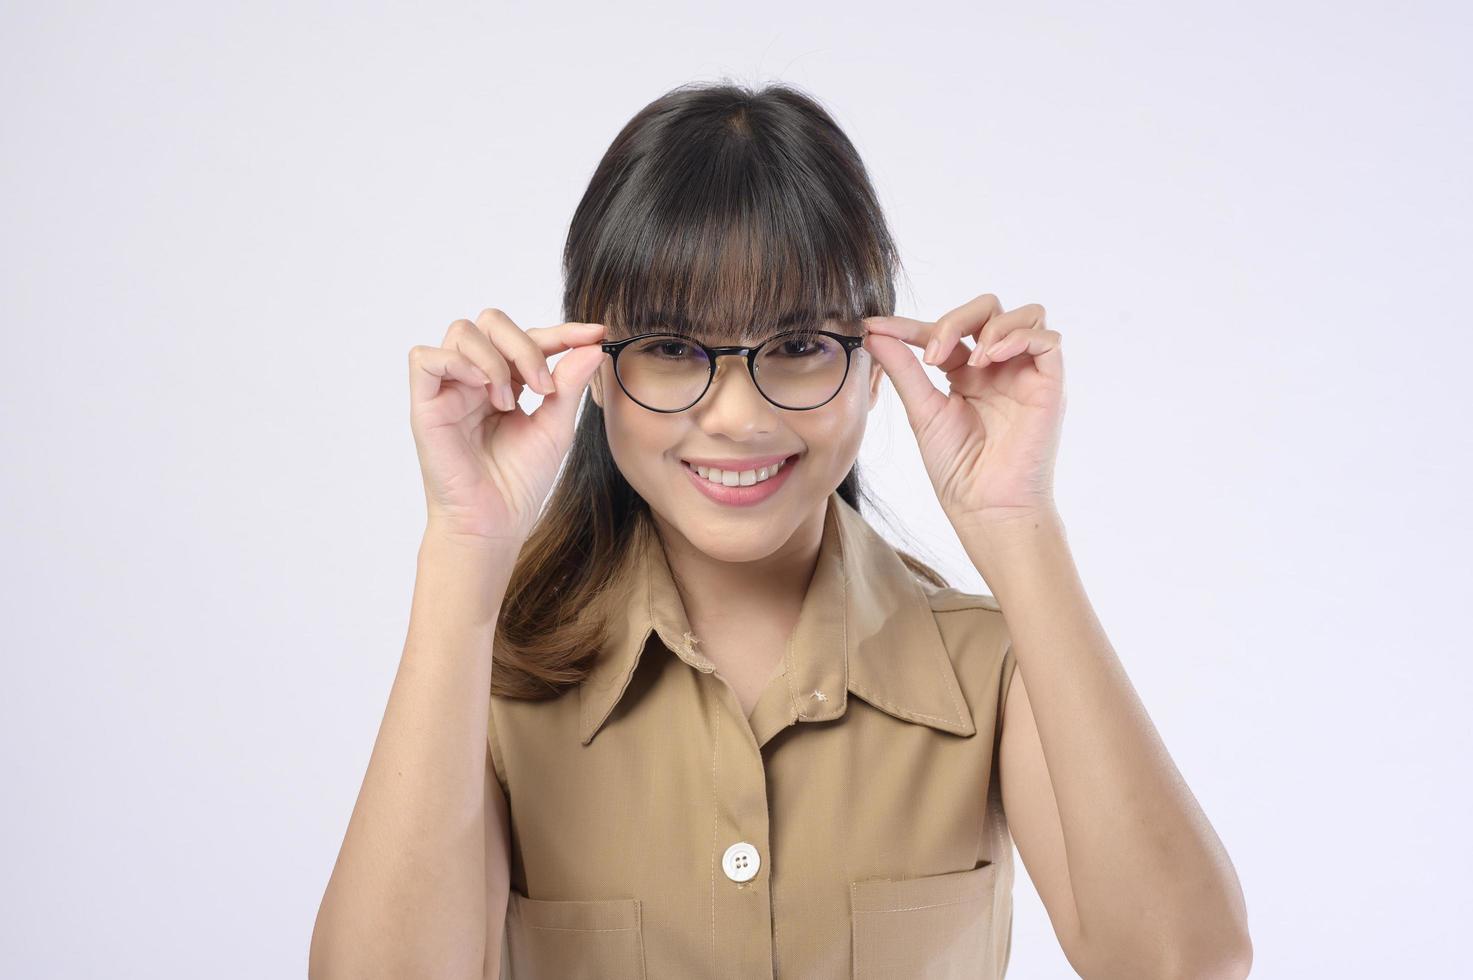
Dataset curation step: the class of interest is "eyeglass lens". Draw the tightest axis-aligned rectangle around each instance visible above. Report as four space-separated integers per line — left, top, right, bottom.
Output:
615 334 850 410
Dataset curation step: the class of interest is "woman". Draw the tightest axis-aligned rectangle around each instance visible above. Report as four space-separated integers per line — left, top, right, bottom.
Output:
310 82 1253 979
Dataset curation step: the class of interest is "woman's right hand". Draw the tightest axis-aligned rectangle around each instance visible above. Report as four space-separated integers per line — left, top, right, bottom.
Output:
408 308 607 543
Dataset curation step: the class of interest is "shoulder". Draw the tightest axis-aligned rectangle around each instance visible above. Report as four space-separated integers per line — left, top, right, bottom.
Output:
920 583 1008 644
921 583 1003 616
917 582 1015 702
920 585 1009 651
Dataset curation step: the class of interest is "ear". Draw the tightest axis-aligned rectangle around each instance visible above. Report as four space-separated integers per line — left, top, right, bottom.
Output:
590 362 605 409
867 355 884 410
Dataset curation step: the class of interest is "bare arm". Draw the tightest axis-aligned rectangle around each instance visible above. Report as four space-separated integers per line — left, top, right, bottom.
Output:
309 530 515 980
859 295 1250 976
968 511 1253 980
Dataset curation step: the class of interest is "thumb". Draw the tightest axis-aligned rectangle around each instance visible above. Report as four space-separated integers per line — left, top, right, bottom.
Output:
533 343 606 441
864 332 945 432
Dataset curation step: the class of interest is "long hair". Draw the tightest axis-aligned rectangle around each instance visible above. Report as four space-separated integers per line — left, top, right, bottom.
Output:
491 80 949 699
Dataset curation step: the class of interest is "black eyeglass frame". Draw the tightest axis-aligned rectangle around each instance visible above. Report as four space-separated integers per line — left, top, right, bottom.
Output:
600 328 868 413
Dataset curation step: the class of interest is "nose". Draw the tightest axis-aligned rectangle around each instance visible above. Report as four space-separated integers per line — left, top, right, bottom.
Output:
695 355 779 435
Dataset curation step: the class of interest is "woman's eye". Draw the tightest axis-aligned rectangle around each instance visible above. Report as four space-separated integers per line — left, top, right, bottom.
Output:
780 339 819 356
635 340 692 358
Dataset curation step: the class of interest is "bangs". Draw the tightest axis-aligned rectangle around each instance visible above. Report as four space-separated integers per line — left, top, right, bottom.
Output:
595 217 865 344
566 99 899 345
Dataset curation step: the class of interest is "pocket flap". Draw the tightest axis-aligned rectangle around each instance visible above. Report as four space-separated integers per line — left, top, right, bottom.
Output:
849 863 1002 979
850 861 995 914
510 891 643 932
506 891 646 979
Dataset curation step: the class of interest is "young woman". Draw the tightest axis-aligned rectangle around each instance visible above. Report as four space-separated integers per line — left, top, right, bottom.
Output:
310 83 1252 980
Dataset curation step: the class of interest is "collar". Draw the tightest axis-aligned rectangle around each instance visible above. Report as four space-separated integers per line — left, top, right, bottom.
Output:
577 489 976 746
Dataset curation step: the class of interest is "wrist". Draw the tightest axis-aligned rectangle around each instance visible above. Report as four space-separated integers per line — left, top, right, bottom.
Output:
414 532 520 629
423 518 529 551
954 507 1069 578
418 526 523 577
954 503 1065 541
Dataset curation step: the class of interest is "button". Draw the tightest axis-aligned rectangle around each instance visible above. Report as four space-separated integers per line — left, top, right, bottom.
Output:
721 841 761 882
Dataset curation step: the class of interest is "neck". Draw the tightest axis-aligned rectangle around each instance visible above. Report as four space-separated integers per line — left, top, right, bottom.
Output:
652 501 828 643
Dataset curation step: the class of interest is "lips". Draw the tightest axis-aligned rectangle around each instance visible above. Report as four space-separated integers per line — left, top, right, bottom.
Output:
680 452 800 506
686 457 787 486
680 452 797 471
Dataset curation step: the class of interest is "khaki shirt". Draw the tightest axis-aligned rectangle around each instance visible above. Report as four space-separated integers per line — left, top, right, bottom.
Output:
488 489 1018 979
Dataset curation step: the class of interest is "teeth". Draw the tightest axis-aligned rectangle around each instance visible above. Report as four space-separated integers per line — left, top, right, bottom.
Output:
691 458 788 486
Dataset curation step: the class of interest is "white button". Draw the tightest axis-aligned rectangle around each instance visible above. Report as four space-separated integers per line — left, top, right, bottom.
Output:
721 841 761 882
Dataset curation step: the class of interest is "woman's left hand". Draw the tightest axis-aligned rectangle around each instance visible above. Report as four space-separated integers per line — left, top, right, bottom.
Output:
861 293 1066 532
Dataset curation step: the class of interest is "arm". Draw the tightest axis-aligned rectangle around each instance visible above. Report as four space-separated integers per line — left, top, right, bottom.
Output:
309 531 515 980
966 510 1253 980
860 297 1253 977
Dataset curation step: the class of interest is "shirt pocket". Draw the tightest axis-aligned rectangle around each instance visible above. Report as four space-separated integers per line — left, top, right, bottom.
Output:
849 861 1000 980
504 889 646 980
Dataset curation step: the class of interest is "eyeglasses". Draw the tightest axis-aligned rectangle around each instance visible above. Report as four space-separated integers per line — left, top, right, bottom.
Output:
601 329 866 412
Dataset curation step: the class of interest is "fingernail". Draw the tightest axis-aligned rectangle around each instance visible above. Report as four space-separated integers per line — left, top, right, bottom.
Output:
539 368 555 393
924 338 940 364
499 384 515 410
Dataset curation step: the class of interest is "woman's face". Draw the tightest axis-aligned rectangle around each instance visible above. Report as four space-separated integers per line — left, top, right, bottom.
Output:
590 325 884 562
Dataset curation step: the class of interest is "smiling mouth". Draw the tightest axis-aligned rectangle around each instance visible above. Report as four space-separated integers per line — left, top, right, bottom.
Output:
682 453 800 487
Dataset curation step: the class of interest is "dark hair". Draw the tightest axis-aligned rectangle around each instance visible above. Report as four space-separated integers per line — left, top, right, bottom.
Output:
491 80 947 699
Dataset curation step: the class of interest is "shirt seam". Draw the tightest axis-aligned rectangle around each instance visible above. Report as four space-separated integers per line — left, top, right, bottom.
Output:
487 701 509 794
853 893 989 913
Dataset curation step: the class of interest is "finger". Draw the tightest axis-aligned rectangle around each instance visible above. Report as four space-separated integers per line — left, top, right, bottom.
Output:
967 303 1048 367
978 326 1065 381
408 345 493 407
478 308 551 396
863 315 974 373
929 293 1005 366
443 317 516 410
479 308 577 397
862 315 941 351
862 332 947 431
531 342 608 439
523 321 609 359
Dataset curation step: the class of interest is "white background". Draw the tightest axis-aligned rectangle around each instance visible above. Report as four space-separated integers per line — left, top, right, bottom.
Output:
2 2 1469 977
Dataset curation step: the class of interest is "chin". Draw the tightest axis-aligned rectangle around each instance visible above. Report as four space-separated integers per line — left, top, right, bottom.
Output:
651 488 804 560
688 532 783 564
672 512 789 561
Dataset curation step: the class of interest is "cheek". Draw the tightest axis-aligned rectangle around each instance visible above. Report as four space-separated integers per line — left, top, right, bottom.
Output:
602 385 683 488
795 395 868 469
600 366 641 436
834 375 874 435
